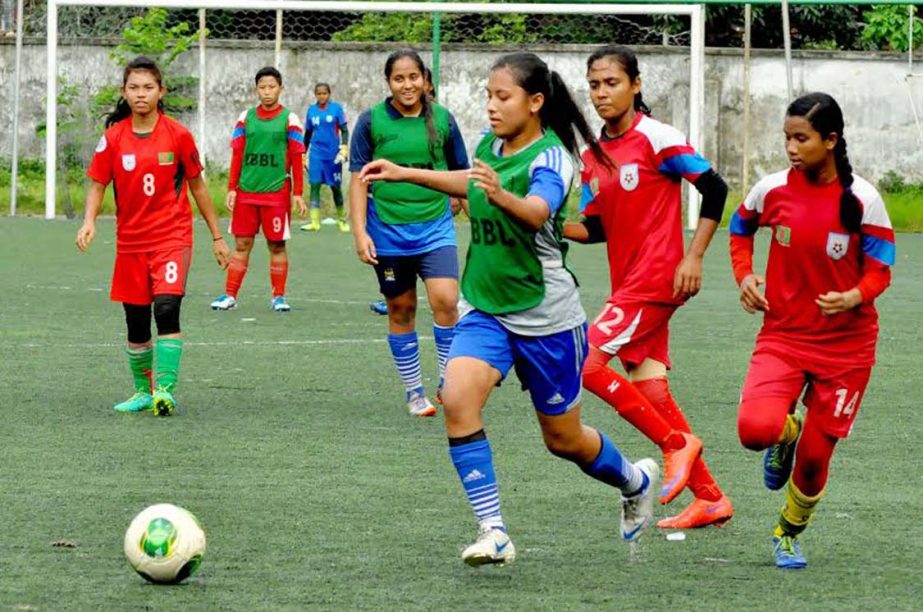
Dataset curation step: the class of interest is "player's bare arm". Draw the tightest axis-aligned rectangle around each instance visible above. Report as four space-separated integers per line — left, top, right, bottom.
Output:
76 180 106 252
188 175 230 269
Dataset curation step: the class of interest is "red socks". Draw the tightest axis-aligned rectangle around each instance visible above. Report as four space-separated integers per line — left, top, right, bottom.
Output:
225 257 248 298
582 349 684 451
270 260 288 298
635 377 723 502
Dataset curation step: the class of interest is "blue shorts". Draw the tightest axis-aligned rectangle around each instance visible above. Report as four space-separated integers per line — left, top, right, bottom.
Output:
373 245 459 298
448 310 588 415
308 156 342 187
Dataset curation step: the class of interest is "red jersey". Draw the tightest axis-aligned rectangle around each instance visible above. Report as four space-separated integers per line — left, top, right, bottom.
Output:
580 114 712 304
87 114 203 254
729 169 895 367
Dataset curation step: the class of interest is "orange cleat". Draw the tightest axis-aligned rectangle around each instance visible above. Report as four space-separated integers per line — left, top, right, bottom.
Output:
656 495 733 529
658 433 703 505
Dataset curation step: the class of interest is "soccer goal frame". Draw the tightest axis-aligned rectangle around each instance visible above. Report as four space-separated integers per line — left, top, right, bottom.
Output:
44 0 706 224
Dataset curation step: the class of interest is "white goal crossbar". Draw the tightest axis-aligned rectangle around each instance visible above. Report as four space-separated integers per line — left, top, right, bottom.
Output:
46 0 706 225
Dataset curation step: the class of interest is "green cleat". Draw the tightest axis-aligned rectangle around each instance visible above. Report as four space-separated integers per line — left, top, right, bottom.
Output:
113 392 154 413
152 388 176 417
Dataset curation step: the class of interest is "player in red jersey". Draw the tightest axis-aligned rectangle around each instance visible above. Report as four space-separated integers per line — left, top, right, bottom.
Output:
210 66 306 313
730 93 894 569
564 46 732 528
76 56 230 416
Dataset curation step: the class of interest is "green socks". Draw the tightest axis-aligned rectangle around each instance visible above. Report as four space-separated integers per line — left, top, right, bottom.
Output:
155 339 184 393
126 347 154 394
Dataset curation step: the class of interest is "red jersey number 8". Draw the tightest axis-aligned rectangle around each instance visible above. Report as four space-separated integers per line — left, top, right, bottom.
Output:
165 261 178 284
142 173 155 197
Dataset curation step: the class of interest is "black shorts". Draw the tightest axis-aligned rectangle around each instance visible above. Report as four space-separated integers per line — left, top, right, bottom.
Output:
373 245 459 298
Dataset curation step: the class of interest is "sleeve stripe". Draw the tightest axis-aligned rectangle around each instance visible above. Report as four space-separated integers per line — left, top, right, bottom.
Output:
729 209 759 236
658 152 711 177
231 125 245 141
287 128 304 144
579 182 594 212
861 223 895 242
861 234 896 266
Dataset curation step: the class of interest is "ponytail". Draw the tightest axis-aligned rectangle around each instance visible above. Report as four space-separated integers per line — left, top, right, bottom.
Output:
544 71 614 170
492 52 615 171
420 93 439 159
105 98 133 128
787 92 862 234
834 137 862 233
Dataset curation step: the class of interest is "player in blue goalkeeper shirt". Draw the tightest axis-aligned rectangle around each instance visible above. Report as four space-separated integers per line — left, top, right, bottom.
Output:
301 82 350 232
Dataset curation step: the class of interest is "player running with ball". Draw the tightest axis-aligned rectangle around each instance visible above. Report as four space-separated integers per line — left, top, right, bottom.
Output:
211 67 306 313
76 56 230 416
362 52 659 566
730 93 894 569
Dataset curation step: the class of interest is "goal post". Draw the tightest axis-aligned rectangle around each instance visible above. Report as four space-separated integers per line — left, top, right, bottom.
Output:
45 0 706 225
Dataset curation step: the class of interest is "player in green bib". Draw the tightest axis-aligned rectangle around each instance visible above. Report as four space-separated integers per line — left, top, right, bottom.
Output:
361 52 658 566
211 67 307 313
349 50 470 417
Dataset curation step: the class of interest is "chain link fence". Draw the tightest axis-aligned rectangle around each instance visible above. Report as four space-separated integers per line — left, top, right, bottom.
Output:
22 3 690 47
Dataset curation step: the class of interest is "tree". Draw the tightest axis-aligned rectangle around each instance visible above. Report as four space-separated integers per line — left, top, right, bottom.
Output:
92 8 203 121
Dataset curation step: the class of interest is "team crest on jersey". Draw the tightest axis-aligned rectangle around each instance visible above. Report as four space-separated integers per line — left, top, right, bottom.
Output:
158 152 175 166
775 225 791 246
121 154 136 171
619 163 639 191
95 135 107 153
326 115 333 123
826 232 849 260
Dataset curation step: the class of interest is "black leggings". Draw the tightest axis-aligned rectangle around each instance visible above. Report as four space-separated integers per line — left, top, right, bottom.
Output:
123 295 183 343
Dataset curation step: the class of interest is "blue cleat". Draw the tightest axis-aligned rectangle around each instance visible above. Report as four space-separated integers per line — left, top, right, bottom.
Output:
773 535 807 569
113 392 153 413
271 296 291 312
764 413 802 490
369 300 388 315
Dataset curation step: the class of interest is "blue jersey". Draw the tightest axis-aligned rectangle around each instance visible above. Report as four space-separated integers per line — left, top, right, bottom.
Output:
305 101 347 161
350 98 470 257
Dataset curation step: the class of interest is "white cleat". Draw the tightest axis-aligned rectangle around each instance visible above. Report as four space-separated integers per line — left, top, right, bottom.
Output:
462 524 516 567
210 294 237 311
407 390 436 417
620 458 660 542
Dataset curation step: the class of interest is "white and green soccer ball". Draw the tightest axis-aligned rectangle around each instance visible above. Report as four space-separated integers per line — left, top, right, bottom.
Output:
124 503 206 584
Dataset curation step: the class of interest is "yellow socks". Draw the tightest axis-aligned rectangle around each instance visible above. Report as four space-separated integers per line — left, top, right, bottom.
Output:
774 478 824 538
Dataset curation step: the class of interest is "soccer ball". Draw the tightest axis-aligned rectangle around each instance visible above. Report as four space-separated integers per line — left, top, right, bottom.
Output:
124 503 206 584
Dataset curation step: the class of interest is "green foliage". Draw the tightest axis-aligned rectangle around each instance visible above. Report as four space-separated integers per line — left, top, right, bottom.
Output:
861 5 923 52
92 8 203 121
332 13 433 43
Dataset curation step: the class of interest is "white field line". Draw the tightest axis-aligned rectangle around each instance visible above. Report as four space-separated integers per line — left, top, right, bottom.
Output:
11 337 434 349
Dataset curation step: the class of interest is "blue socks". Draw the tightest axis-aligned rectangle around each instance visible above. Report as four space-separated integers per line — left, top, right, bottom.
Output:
580 430 647 497
449 437 505 530
387 331 423 394
432 324 455 388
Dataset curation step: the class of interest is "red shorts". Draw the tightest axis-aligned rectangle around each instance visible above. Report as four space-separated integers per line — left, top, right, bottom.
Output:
588 300 677 370
740 346 871 438
111 247 191 304
231 202 290 241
